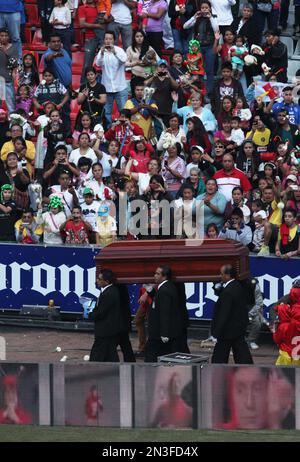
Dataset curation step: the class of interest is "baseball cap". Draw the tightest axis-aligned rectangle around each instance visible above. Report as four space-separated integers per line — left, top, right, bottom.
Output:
157 59 168 66
83 187 94 196
254 210 267 220
286 174 298 183
191 145 204 153
98 204 109 217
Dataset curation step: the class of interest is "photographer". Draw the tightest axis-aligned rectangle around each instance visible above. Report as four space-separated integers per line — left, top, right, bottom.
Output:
104 109 144 154
43 145 79 187
77 67 107 127
144 59 179 126
219 207 253 246
95 30 128 128
14 209 43 244
44 171 78 218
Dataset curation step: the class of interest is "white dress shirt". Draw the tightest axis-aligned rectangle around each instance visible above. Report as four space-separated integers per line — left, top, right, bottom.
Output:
158 280 168 291
223 279 235 289
96 47 127 93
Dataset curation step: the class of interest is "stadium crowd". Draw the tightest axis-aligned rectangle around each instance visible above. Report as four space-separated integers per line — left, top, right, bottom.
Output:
0 0 299 257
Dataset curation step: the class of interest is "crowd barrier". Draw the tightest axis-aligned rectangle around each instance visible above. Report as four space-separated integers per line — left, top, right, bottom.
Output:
0 243 299 320
0 362 299 429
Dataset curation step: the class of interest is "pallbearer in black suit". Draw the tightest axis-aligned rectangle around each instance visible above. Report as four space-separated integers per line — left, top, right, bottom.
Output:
89 269 121 362
145 265 182 363
211 265 253 364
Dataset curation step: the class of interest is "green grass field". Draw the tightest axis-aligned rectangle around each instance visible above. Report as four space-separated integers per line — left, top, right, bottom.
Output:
0 426 300 442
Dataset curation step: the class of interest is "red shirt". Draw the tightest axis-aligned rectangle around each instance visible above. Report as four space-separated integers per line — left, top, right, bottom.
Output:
213 168 252 201
78 4 98 40
64 220 90 245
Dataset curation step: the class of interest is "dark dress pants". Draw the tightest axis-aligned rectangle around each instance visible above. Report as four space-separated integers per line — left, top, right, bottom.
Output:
90 336 119 362
117 331 136 362
144 337 180 363
211 336 254 364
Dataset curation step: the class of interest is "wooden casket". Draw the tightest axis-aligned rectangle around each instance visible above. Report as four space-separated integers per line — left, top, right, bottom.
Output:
95 239 250 283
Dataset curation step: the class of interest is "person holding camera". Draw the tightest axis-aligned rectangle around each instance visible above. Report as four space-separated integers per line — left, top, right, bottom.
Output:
77 67 107 127
44 170 79 218
43 144 79 187
245 115 271 156
14 209 43 244
104 109 145 155
219 207 253 246
95 30 128 128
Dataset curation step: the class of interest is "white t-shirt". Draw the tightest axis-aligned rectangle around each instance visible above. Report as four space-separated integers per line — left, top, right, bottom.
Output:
210 0 235 26
111 1 132 25
84 180 114 201
100 152 126 178
137 172 151 195
69 147 98 167
81 200 100 231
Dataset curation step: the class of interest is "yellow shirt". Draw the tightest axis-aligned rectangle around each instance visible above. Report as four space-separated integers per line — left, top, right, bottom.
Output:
1 140 36 175
277 224 298 242
246 128 271 150
124 99 158 140
96 215 117 247
268 199 282 227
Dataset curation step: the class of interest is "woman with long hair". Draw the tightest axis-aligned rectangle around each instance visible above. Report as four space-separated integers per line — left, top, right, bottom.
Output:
3 152 30 214
236 140 260 186
18 53 40 89
126 29 159 80
217 96 235 129
185 116 212 154
72 112 96 149
161 143 186 198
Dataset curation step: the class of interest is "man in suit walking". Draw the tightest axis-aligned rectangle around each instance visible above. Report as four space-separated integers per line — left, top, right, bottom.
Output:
89 268 121 362
145 265 182 363
211 264 253 364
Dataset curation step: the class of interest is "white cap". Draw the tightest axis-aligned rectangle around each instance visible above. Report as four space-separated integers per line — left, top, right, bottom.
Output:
286 174 297 182
254 210 267 220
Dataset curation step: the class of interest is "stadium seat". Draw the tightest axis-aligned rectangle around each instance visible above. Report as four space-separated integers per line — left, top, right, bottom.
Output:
280 36 295 58
30 29 47 51
25 3 40 28
70 98 80 130
292 39 300 60
287 59 300 82
72 74 81 91
22 27 32 48
72 51 84 74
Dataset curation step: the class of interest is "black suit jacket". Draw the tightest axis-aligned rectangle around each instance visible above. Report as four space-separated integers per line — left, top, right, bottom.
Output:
148 281 182 340
211 280 249 340
231 16 257 49
89 285 121 338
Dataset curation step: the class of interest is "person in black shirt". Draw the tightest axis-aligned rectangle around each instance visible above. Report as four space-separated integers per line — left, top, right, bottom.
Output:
77 67 107 127
0 184 17 242
43 145 79 189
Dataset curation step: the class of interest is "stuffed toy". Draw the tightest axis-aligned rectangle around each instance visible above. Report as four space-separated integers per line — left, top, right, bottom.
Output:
142 87 155 105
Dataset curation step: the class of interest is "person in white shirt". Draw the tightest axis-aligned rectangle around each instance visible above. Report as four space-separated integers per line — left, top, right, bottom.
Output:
95 30 128 127
49 0 72 57
80 187 100 233
106 0 136 51
230 116 245 147
210 0 236 33
36 196 66 245
45 171 79 217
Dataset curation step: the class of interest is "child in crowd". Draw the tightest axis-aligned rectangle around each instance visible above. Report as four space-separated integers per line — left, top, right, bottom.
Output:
251 200 267 253
206 223 218 239
0 184 17 242
275 208 300 259
80 187 100 242
229 35 248 78
95 203 117 247
230 116 245 147
184 40 205 86
36 196 66 245
15 85 33 115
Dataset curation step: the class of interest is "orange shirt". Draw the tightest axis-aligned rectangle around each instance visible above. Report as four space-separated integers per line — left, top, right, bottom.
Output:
96 0 111 15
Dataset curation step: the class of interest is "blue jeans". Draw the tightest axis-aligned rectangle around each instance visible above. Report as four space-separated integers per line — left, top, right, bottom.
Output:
2 83 16 113
54 27 72 58
0 12 22 60
80 38 99 84
107 22 132 51
105 87 128 127
201 45 215 96
172 29 192 55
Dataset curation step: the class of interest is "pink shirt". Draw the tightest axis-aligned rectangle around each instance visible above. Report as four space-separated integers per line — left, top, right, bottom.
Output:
145 0 167 33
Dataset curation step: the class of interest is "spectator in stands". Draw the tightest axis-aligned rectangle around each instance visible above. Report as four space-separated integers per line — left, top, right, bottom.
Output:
95 202 117 246
18 53 40 89
231 3 256 48
245 114 271 156
36 196 66 245
185 145 215 180
80 187 99 241
38 0 55 43
69 133 99 166
0 28 18 113
1 124 35 166
176 166 205 198
211 61 244 114
43 109 66 167
262 30 288 83
77 67 107 128
197 178 227 231
126 30 159 80
49 0 72 58
73 112 97 148
213 153 252 202
43 144 79 187
98 139 126 180
12 136 35 179
156 113 186 152
124 79 158 140
0 184 17 242
270 109 300 151
275 207 300 259
161 143 186 198
183 1 219 96
236 140 260 185
107 0 135 52
285 185 300 224
266 86 300 128
60 205 93 244
144 58 179 126
0 1 22 61
78 0 105 84
95 31 128 128
257 184 282 256
219 206 252 246
142 0 168 56
85 162 114 201
126 136 155 174
104 109 144 153
43 34 72 90
172 91 217 134
224 186 251 224
15 209 43 244
44 170 79 218
125 157 160 194
185 116 212 154
206 222 218 238
168 0 193 55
